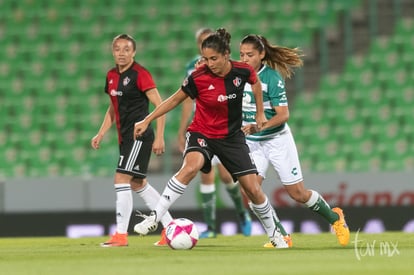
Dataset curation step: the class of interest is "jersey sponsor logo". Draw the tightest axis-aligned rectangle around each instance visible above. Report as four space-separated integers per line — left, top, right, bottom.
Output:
123 76 130 86
208 84 215 90
243 113 256 120
110 89 123 96
197 138 207 147
233 77 242 87
109 79 113 84
217 93 237 102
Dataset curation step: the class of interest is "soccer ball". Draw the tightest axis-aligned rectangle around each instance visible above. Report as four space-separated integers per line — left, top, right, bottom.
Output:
165 218 199 250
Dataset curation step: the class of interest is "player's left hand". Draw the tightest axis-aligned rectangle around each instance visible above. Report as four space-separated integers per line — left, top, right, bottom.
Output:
152 138 165 156
241 124 259 135
255 113 267 131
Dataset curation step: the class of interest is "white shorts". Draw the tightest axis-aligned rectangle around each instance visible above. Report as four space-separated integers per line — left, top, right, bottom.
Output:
246 124 303 185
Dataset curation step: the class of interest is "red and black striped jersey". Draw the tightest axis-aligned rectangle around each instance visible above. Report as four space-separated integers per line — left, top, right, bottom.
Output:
105 61 156 143
182 60 258 139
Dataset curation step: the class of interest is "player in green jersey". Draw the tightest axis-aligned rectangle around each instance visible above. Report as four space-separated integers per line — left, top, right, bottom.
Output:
240 34 350 247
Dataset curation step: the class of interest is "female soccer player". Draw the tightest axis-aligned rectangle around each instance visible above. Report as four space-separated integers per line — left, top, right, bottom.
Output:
178 27 251 238
133 28 289 248
91 34 173 247
239 34 350 247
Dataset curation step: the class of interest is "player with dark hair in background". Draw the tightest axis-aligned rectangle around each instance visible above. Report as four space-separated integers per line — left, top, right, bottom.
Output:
240 34 350 247
91 34 173 247
178 28 251 238
133 28 290 248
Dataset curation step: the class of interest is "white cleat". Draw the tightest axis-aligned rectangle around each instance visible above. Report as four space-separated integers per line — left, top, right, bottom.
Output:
134 210 158 236
270 230 289 249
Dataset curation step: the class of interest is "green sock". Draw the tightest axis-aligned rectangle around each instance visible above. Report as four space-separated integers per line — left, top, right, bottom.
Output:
275 221 288 236
201 191 216 232
306 190 339 224
225 182 246 215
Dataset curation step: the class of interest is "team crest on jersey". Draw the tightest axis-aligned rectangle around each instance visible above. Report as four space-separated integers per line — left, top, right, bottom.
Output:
123 76 130 86
182 77 189 87
197 138 207 147
233 77 242 87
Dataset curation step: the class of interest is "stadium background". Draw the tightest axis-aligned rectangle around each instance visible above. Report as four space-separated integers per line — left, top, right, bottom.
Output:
0 0 413 237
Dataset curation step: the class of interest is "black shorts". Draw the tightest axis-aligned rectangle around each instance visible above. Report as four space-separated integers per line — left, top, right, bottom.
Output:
184 131 257 181
117 133 154 178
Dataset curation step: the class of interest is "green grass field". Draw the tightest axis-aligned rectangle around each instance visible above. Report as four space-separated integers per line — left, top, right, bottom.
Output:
0 232 412 275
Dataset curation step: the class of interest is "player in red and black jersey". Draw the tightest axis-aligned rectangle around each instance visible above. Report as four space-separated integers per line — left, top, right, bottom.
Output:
178 28 252 239
91 34 173 247
133 28 290 248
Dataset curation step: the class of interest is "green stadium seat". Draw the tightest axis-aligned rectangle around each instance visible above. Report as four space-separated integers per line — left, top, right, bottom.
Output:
7 0 406 177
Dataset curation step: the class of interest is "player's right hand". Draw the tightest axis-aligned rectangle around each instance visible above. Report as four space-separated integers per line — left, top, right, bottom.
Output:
134 120 149 140
91 134 103 149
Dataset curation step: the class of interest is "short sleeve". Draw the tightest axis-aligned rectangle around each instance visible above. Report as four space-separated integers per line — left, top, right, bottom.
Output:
136 66 156 92
181 75 198 99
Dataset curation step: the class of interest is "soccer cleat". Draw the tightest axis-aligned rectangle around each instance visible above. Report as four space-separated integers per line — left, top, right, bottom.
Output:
100 232 128 247
263 235 292 248
263 242 273 248
269 230 289 249
331 207 350 246
199 230 217 239
134 210 158 236
239 210 252 236
153 228 167 246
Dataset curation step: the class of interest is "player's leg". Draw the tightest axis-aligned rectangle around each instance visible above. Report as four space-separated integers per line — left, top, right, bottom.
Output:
134 132 212 235
245 139 290 246
132 178 174 227
132 178 174 246
237 174 288 248
199 168 217 238
101 172 132 247
214 137 288 248
215 160 252 236
273 125 349 246
103 138 152 245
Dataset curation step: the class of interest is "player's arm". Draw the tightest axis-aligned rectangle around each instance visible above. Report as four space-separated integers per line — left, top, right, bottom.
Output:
134 88 189 139
263 106 289 130
145 88 166 155
91 103 115 149
177 97 193 152
251 79 267 130
243 105 289 135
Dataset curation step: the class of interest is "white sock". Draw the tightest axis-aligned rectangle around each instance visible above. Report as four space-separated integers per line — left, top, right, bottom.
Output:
200 183 215 194
304 189 319 208
115 183 132 234
250 197 280 238
224 180 238 190
154 176 187 222
136 183 174 228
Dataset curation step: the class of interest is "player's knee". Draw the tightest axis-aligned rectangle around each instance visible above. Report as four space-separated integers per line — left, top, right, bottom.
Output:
240 182 263 203
288 188 310 203
130 178 145 191
180 163 201 179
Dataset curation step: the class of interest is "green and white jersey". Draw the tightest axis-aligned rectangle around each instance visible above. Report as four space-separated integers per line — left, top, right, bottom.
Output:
242 65 287 141
185 55 200 77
